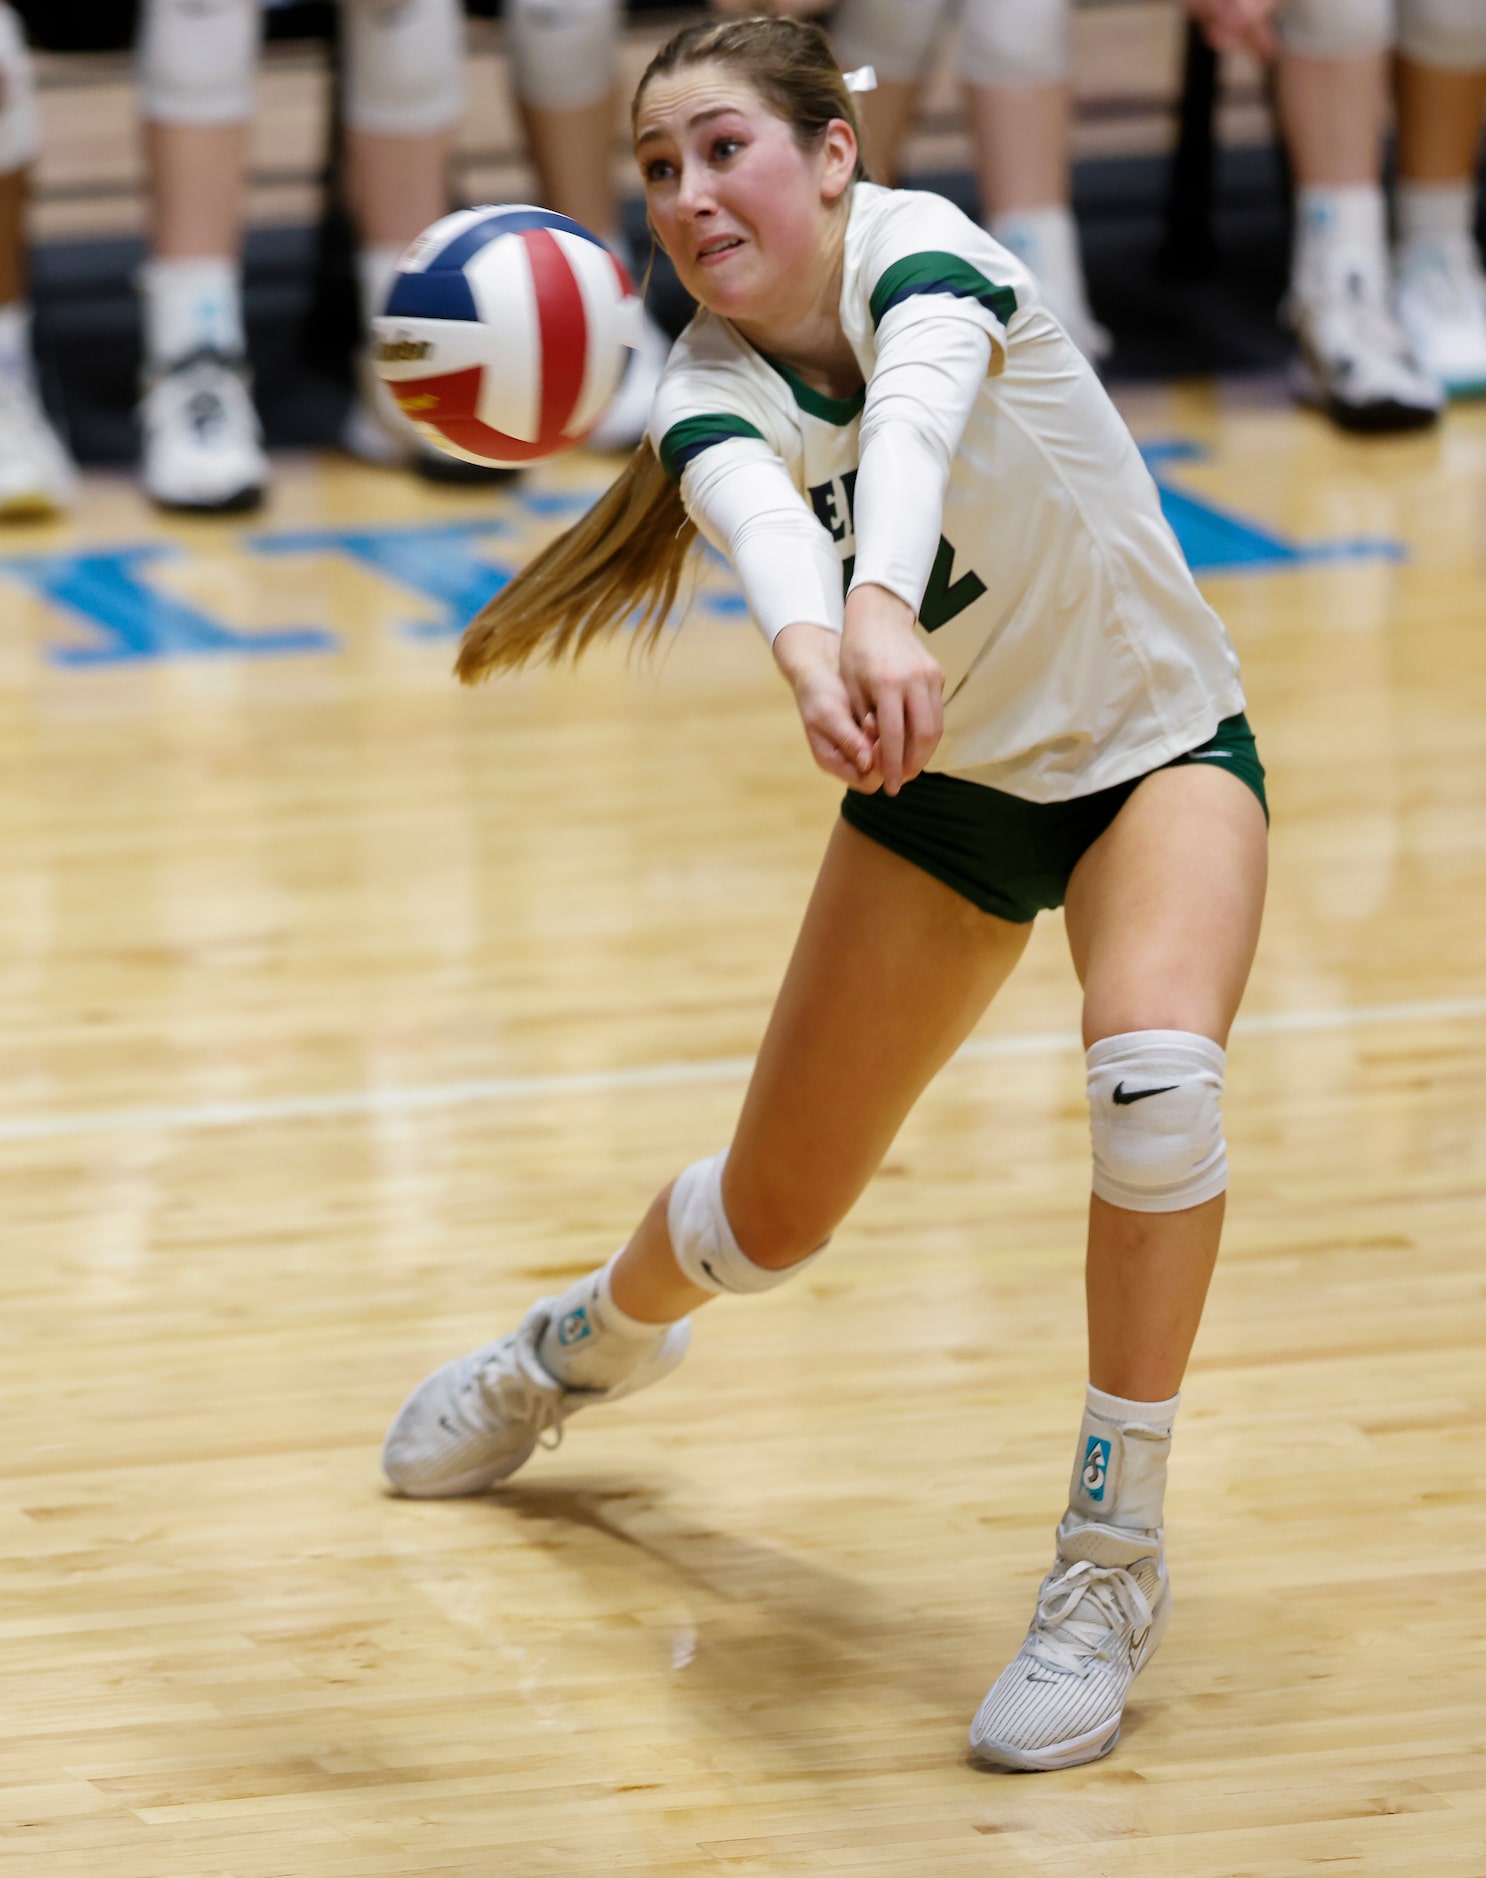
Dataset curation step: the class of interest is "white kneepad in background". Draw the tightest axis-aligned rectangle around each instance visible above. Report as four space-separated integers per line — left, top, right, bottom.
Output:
342 0 465 137
136 0 260 127
506 0 619 113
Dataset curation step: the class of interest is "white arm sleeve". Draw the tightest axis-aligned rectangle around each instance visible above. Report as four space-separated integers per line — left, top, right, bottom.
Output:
680 438 845 644
848 304 994 613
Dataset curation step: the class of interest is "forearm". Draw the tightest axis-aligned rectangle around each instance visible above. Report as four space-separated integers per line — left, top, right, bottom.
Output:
680 440 844 644
851 311 991 613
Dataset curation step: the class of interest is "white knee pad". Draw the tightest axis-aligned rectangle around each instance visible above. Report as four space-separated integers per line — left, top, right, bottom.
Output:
1398 0 1486 71
343 0 465 138
1086 1031 1228 1214
137 0 260 128
1280 0 1397 58
961 0 1071 90
506 0 620 113
832 0 956 88
0 5 39 174
667 1152 829 1296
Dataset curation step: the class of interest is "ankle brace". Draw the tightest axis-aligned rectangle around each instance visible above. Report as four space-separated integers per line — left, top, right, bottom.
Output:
1067 1384 1179 1533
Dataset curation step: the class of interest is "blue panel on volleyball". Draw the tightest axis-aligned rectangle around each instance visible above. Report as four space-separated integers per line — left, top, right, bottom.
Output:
384 269 480 321
383 206 611 323
437 207 610 275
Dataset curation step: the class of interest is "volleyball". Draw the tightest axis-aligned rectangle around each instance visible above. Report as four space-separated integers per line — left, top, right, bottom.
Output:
371 205 644 466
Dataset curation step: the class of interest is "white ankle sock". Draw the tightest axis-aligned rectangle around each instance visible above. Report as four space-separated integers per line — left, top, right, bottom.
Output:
0 300 36 389
1396 180 1476 249
537 1252 670 1390
1067 1383 1180 1532
356 243 404 332
139 257 244 371
989 205 1084 295
1293 185 1389 300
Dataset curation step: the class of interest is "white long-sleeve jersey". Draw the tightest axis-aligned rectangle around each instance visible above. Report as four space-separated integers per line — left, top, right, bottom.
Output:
648 182 1246 803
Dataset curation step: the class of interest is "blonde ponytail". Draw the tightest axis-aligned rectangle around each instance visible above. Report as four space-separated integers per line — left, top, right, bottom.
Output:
455 444 697 683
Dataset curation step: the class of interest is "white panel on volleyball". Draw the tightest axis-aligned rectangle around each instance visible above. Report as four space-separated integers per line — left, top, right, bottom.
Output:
465 234 543 445
370 316 496 431
394 207 497 276
560 232 644 438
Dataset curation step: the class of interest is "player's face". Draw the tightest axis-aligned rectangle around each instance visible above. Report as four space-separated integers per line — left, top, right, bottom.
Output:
635 68 849 323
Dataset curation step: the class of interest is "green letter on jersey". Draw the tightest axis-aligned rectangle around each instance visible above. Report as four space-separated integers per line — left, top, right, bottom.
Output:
918 536 986 633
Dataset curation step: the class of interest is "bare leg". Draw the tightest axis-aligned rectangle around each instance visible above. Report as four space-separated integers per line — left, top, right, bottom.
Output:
1277 49 1388 186
610 819 1031 1321
519 94 621 236
965 80 1070 215
1395 56 1486 183
344 128 452 248
1064 767 1268 1400
0 165 24 304
144 121 247 259
852 77 920 186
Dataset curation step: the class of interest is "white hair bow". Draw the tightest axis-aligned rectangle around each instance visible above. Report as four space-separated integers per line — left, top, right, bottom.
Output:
843 65 878 93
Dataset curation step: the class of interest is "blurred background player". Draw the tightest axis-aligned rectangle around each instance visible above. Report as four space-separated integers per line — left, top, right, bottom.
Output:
136 0 465 511
827 0 1111 363
0 1 75 517
503 0 677 449
1190 0 1486 430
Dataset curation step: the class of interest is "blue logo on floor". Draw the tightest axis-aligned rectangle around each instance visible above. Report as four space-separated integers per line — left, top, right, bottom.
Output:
0 446 1405 666
1081 1435 1111 1502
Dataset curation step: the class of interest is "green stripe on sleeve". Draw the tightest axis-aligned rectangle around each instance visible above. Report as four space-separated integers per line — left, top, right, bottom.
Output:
657 413 767 481
868 251 1018 331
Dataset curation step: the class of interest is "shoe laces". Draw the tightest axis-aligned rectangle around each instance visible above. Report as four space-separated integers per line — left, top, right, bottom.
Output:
469 1325 570 1454
148 347 255 436
1023 1557 1154 1676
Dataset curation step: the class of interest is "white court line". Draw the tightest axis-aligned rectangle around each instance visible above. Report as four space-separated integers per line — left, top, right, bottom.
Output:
0 993 1482 1147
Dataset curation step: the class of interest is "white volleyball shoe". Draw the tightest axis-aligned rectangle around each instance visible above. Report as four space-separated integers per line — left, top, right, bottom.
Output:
1394 233 1486 401
140 348 269 513
1286 263 1442 433
382 1298 692 1499
0 370 76 518
968 1516 1171 1772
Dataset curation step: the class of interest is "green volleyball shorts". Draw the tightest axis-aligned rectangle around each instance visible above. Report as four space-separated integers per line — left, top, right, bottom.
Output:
840 712 1267 925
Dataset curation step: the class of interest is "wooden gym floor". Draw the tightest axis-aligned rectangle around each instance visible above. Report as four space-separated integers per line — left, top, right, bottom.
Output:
0 382 1483 1875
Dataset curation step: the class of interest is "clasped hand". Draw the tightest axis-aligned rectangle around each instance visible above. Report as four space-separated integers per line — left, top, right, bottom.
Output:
772 585 945 797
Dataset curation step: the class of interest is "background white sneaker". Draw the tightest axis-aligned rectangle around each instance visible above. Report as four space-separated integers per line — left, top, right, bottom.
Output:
1287 264 1442 434
0 372 76 518
968 1519 1171 1772
382 1297 690 1499
140 348 268 513
1395 234 1486 400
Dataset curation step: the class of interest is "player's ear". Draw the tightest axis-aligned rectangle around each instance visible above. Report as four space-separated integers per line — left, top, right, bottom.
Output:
820 117 859 204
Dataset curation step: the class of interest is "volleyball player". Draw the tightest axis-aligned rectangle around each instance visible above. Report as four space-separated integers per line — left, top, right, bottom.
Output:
0 2 74 516
383 15 1269 1774
1189 0 1486 425
824 0 1110 363
136 0 466 509
504 0 677 450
